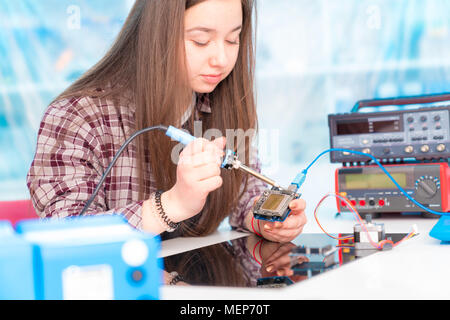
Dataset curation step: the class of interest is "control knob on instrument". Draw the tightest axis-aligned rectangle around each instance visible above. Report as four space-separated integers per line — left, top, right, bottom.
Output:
415 176 440 199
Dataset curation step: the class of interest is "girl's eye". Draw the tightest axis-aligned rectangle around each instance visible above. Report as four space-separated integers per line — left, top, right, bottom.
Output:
193 40 209 47
227 40 240 45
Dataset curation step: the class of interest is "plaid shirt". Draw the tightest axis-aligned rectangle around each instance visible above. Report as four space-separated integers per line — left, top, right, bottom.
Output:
27 94 267 232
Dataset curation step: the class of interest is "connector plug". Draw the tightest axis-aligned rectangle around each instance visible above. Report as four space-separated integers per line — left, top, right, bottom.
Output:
290 171 307 192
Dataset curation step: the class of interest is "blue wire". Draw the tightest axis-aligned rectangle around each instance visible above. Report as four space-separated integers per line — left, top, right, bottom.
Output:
302 148 448 217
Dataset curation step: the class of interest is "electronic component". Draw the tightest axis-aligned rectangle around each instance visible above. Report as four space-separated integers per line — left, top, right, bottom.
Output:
253 187 300 222
353 215 386 250
328 95 450 163
253 172 305 222
335 162 450 217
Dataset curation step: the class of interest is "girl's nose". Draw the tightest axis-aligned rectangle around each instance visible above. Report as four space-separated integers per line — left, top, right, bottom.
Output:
209 43 228 68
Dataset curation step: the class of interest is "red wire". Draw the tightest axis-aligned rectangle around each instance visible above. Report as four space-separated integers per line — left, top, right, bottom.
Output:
252 239 263 265
314 192 415 250
314 193 354 241
251 216 264 265
251 216 263 237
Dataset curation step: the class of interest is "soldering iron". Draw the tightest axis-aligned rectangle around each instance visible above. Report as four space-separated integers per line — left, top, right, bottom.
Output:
165 126 281 188
80 125 281 216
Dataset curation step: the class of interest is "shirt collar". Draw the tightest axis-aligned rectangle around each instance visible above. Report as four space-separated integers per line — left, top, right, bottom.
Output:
179 93 212 126
196 93 212 114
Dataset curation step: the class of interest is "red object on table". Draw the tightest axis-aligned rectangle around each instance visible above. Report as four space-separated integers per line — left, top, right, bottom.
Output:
0 200 38 227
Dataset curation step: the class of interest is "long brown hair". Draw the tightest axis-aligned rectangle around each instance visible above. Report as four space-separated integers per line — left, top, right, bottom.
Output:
54 0 258 236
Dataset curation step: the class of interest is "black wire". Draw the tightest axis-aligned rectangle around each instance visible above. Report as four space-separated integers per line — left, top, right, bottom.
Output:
79 125 169 216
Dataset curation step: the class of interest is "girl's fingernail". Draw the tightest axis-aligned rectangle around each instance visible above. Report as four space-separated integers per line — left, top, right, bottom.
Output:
266 266 274 272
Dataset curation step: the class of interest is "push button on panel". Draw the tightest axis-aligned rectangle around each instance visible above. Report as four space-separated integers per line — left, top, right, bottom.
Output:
436 144 446 152
404 146 414 154
420 145 430 153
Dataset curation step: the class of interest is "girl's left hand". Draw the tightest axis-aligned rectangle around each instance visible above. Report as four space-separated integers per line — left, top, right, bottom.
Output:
256 198 307 243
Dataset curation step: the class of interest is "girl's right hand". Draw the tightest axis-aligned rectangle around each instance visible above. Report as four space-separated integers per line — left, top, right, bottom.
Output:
162 137 227 223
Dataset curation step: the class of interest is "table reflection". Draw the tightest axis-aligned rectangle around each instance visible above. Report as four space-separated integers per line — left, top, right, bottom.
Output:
163 233 407 288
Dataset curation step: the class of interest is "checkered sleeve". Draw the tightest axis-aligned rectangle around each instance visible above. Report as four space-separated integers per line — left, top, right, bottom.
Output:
26 98 144 229
228 149 268 232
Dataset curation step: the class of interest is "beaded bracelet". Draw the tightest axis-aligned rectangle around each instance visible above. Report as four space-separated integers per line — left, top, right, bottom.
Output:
169 271 184 286
153 190 180 233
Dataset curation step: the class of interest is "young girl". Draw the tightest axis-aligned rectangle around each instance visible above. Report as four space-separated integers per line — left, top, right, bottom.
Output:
27 0 307 243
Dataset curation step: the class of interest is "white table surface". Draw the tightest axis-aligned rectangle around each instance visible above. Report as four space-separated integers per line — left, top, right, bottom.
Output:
159 208 450 300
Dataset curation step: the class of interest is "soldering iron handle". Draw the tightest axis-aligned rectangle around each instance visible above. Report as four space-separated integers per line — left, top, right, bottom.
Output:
165 126 196 146
166 126 235 170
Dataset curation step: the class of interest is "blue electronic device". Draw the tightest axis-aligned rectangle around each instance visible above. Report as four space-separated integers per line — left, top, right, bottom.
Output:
0 221 36 300
2 215 162 300
429 216 450 243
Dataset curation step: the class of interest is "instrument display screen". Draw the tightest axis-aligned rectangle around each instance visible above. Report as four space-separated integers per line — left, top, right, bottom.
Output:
343 173 407 190
336 120 370 135
336 118 400 135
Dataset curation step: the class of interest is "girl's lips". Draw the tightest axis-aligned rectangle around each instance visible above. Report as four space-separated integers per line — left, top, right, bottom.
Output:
201 74 222 84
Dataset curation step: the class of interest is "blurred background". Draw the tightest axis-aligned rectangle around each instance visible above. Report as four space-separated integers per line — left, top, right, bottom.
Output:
1 0 450 211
